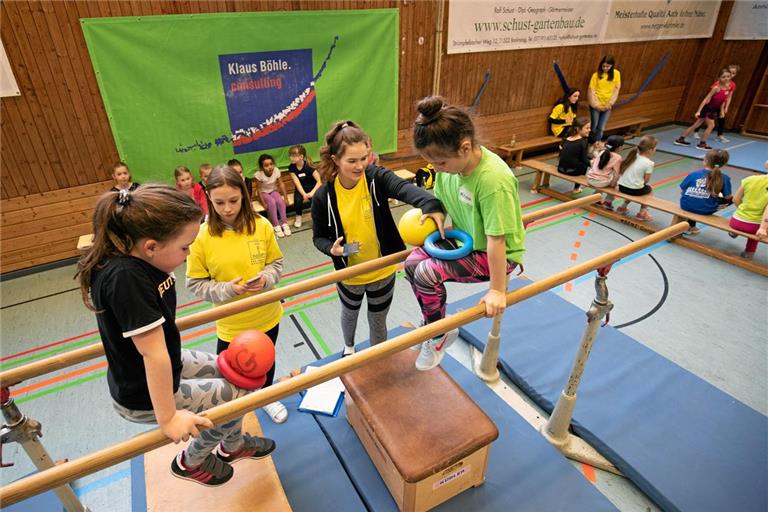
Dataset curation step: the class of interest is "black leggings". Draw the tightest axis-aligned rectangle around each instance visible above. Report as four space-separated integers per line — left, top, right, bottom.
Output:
293 190 306 217
217 322 279 388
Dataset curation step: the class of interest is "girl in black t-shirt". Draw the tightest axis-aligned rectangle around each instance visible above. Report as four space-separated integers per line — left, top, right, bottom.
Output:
557 116 593 193
76 185 275 487
287 144 322 228
109 161 140 192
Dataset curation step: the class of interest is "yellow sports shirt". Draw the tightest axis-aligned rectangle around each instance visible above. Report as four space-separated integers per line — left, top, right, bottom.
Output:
589 69 621 107
186 217 283 342
334 176 396 285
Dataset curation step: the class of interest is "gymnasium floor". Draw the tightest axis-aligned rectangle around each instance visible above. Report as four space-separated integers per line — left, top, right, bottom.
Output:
1 134 766 511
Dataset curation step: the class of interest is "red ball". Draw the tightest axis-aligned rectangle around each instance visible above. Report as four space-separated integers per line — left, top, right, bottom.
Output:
225 330 275 378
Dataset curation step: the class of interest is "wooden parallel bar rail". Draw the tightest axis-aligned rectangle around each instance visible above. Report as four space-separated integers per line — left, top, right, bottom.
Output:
0 222 690 506
0 195 601 389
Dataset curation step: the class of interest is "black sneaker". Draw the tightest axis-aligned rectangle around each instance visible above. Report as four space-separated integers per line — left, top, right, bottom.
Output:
171 452 233 487
674 137 690 146
215 434 276 464
696 142 712 150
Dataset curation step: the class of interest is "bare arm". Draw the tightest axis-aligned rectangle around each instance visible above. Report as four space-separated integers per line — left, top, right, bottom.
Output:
279 176 289 203
479 235 508 317
608 82 621 108
308 171 322 196
132 327 213 442
289 173 308 196
758 202 768 239
732 185 744 206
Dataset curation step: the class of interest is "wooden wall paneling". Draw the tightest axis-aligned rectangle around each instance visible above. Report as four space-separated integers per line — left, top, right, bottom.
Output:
29 1 86 189
58 2 116 181
0 112 22 199
1 180 112 213
2 2 57 195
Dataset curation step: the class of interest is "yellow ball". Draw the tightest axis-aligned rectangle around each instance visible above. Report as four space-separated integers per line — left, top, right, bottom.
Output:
398 208 438 246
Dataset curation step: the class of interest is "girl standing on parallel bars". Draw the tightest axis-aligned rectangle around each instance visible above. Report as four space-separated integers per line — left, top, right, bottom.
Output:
76 185 275 487
404 96 525 372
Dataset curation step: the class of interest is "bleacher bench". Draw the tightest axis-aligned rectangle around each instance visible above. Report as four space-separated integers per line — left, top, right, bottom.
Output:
523 158 767 276
495 117 651 169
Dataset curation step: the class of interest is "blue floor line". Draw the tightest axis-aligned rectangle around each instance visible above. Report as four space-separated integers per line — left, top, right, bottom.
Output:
72 468 130 497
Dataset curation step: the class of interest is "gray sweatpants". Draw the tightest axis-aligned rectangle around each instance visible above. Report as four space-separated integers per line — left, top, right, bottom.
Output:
335 273 396 348
113 349 250 466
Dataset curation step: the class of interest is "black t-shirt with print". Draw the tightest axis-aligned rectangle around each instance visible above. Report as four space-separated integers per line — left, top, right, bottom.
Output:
91 256 182 410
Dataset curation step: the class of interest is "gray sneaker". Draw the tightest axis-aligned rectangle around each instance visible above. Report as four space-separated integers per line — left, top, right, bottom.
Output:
415 329 458 371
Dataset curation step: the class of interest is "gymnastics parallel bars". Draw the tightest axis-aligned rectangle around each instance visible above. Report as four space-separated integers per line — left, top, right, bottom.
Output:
0 221 689 506
0 194 601 389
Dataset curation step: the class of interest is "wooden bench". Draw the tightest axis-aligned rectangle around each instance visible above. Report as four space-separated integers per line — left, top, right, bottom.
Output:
341 350 497 512
494 117 651 169
524 158 768 276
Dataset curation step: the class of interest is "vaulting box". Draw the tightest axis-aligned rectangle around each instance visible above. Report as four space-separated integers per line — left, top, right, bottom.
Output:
341 350 498 512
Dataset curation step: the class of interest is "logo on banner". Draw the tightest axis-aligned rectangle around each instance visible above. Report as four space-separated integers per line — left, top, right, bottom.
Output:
219 49 317 154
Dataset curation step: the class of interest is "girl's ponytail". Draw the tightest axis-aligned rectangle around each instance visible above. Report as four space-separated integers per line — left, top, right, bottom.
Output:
598 135 625 170
704 149 729 196
76 185 202 310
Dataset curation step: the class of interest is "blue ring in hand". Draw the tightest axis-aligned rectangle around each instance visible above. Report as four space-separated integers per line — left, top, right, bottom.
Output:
424 229 473 260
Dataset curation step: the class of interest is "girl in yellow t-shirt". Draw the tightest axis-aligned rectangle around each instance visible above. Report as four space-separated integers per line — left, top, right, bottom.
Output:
588 55 621 142
311 121 445 357
186 164 288 424
549 88 580 138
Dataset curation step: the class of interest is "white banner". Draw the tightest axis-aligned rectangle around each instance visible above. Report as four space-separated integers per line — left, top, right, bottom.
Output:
603 0 721 43
724 1 768 40
447 1 607 54
448 0 722 54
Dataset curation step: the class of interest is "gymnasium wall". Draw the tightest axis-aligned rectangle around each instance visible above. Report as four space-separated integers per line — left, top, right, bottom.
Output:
0 0 765 273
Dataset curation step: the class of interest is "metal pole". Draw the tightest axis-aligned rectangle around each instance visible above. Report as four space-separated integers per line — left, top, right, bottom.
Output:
473 275 509 382
540 269 620 474
1 389 89 512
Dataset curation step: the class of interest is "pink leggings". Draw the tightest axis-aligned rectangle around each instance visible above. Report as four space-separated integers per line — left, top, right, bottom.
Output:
404 243 517 325
729 217 760 254
262 191 287 227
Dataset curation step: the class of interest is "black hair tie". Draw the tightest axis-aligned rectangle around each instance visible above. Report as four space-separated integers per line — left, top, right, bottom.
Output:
117 189 131 211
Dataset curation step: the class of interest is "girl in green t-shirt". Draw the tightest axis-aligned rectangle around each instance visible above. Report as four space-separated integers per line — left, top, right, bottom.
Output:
405 96 525 372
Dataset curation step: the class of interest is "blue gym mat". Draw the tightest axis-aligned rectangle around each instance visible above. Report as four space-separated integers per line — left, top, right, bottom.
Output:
262 331 617 512
449 279 768 512
647 126 767 173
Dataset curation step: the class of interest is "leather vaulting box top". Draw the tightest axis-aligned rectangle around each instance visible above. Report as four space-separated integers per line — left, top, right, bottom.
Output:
340 350 499 482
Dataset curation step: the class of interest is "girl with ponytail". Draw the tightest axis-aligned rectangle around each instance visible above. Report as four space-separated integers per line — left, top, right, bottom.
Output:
76 184 276 487
586 134 624 209
679 149 733 234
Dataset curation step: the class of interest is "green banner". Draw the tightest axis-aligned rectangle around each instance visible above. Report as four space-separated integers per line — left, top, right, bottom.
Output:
81 10 399 183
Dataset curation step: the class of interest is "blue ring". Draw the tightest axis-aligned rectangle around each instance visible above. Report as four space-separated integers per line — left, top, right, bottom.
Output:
424 229 474 260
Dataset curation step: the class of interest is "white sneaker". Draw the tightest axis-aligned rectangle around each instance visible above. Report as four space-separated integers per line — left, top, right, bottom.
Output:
263 401 288 424
717 135 730 143
693 131 700 139
342 345 355 357
281 224 292 236
415 329 458 371
293 216 302 228
274 225 285 238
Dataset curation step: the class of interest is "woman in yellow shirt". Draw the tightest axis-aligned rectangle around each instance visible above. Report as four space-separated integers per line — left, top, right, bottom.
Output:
588 55 621 142
186 165 288 424
311 121 445 357
549 88 580 138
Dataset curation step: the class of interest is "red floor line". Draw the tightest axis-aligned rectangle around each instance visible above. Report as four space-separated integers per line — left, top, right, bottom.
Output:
0 330 100 362
3 259 337 362
521 196 553 208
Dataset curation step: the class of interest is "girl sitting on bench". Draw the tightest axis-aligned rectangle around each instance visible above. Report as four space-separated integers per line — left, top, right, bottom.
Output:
587 135 624 210
557 116 592 194
679 149 733 235
615 135 657 221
